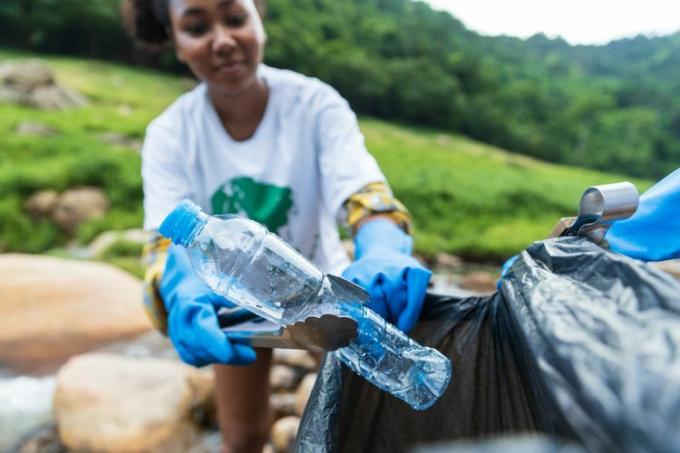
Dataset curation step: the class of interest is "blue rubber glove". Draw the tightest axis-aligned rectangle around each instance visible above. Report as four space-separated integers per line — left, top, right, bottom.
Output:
606 168 680 261
342 219 432 333
160 244 257 367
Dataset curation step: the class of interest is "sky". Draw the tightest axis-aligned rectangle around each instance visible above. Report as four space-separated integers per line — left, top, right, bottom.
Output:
423 0 680 45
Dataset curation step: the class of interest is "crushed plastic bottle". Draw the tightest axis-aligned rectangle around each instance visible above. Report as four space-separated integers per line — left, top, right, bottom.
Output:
159 200 452 410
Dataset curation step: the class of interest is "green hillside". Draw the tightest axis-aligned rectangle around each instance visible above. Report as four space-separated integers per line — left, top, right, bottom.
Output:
1 0 678 179
0 51 651 263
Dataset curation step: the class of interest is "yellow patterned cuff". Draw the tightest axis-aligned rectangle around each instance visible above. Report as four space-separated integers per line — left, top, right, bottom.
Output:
142 234 171 334
342 182 413 235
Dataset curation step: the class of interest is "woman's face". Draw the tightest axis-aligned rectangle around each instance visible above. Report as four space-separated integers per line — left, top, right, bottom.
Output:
169 0 265 95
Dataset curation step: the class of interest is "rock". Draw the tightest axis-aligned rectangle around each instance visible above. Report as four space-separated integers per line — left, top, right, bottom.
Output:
52 187 110 233
24 190 60 218
0 60 54 91
0 377 56 452
31 85 88 110
270 416 300 453
272 350 317 372
270 393 297 421
87 228 152 259
0 254 151 374
15 121 56 137
54 353 213 452
653 260 680 281
0 61 87 110
435 253 463 270
294 374 317 416
94 334 223 432
458 271 498 294
25 187 111 234
270 365 299 393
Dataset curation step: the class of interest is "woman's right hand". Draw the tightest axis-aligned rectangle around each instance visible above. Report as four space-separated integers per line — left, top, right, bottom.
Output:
160 245 257 367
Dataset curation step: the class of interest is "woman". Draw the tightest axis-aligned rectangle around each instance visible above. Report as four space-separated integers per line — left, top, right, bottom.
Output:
123 0 431 451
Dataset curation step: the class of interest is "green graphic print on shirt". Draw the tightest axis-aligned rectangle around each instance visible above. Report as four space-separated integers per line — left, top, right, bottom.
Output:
211 177 294 234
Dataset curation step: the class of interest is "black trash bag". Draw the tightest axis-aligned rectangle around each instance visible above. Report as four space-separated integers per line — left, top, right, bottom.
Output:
296 238 680 453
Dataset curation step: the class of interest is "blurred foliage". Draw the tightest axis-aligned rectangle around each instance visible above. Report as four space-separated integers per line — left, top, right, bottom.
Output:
0 51 190 256
0 0 130 58
0 52 651 261
362 119 651 259
0 0 678 179
97 239 145 277
97 239 144 259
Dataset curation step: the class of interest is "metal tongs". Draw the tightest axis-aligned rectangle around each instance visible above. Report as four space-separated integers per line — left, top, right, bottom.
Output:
550 181 640 246
219 274 368 352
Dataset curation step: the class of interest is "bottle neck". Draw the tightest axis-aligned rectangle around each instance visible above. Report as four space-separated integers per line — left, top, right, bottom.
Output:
159 200 209 247
182 212 208 247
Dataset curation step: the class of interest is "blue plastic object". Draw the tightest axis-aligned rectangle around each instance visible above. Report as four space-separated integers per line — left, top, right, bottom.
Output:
498 254 519 287
159 200 208 247
342 219 432 333
160 244 257 367
607 168 680 261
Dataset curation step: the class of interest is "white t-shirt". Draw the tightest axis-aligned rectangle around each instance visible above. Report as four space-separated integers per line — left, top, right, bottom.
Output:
142 65 385 274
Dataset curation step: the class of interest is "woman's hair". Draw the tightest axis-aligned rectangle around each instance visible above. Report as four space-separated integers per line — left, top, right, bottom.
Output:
122 0 267 47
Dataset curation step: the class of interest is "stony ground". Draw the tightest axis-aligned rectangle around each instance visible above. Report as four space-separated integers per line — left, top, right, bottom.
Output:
0 250 499 453
3 250 678 452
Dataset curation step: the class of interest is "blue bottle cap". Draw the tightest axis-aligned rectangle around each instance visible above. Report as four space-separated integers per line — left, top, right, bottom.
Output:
159 200 208 247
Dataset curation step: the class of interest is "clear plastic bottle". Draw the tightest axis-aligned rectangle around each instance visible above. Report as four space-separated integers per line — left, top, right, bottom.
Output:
160 200 451 410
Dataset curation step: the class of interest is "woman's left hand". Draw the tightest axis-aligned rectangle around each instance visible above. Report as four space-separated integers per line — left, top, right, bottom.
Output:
342 219 431 333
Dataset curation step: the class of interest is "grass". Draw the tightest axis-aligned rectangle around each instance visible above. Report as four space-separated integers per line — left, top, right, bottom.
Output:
0 49 653 269
0 49 190 256
363 120 651 259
